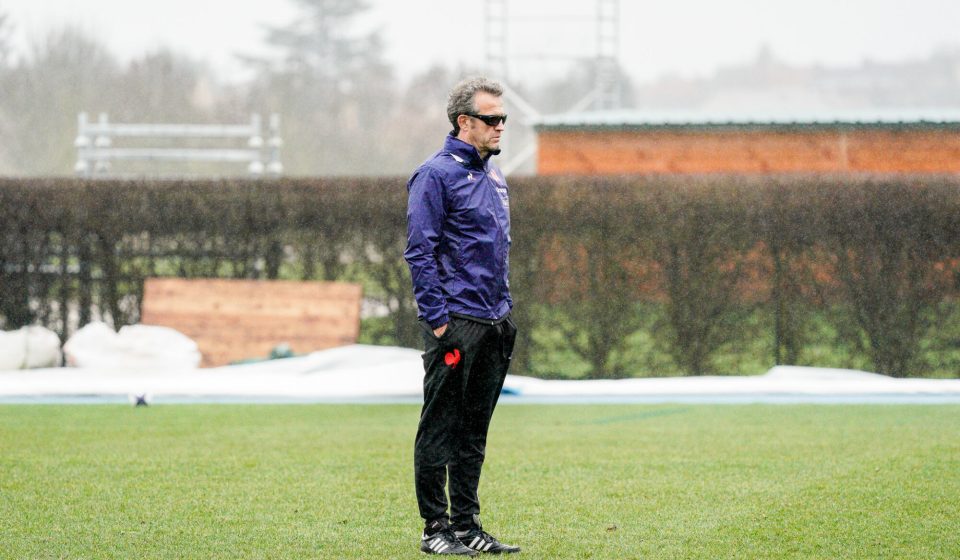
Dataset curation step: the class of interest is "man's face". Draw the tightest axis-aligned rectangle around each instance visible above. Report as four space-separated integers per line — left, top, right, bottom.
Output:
459 92 506 157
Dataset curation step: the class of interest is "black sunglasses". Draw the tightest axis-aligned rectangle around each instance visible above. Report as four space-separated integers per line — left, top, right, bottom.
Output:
465 112 508 126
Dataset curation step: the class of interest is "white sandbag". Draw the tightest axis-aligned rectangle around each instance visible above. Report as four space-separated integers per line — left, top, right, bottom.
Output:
61 322 116 367
63 321 201 370
0 326 63 370
115 324 202 370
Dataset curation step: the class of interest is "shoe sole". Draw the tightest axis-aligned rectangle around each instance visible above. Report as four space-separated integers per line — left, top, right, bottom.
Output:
420 544 479 556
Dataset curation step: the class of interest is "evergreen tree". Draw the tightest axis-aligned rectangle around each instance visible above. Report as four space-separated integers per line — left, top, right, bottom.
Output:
246 0 396 175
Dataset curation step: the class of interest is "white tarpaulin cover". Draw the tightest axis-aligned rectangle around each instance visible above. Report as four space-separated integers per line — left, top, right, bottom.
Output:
63 322 201 370
2 344 960 403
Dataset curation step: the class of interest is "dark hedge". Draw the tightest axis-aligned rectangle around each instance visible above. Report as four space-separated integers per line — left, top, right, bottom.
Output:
1 175 958 378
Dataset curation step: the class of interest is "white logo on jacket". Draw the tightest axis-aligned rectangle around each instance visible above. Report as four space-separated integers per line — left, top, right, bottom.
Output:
496 186 509 209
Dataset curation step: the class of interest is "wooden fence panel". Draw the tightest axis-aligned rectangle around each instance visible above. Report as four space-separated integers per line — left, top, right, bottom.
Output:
141 277 362 367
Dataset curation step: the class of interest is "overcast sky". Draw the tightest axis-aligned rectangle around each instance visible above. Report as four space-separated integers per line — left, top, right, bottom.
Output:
4 0 959 85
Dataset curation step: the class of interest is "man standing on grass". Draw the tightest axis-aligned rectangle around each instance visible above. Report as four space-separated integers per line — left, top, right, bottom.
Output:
404 76 521 556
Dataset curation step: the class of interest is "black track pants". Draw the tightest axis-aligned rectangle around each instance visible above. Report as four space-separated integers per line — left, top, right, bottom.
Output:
414 314 518 525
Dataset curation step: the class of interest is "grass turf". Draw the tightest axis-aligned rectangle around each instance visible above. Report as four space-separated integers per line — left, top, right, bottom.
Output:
1 404 958 559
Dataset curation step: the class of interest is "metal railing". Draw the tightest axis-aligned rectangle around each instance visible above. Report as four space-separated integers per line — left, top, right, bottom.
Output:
75 113 283 177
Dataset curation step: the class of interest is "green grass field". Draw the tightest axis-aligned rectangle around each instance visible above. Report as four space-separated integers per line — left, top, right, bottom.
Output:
2 404 958 559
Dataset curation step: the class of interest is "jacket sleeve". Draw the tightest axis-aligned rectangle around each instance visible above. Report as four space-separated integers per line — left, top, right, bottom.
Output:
404 166 449 329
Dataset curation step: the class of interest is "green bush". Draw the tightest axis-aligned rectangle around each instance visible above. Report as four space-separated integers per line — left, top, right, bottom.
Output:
1 175 958 378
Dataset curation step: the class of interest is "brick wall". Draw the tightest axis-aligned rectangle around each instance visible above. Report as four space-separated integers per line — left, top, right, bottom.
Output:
536 127 960 174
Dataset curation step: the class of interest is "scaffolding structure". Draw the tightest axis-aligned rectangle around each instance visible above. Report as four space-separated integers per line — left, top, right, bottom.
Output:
484 0 508 83
483 0 621 111
596 0 621 110
483 0 621 175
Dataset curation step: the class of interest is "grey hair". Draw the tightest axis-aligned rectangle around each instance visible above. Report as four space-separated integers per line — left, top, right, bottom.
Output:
447 76 503 134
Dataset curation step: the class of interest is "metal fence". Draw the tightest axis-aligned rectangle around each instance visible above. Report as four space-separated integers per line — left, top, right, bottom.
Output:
74 113 283 177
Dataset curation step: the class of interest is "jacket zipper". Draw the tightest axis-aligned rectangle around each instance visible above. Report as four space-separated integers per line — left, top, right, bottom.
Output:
482 164 508 301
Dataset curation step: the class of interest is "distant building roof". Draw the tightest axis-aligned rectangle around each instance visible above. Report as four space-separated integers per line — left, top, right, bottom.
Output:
533 108 960 131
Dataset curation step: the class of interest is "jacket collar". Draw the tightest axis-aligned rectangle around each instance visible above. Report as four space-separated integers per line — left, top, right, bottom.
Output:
444 134 497 170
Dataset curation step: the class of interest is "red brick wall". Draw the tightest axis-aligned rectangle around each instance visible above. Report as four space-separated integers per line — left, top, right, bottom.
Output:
536 127 960 174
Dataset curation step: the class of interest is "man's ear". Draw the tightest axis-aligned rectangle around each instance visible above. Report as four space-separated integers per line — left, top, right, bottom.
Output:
456 114 471 132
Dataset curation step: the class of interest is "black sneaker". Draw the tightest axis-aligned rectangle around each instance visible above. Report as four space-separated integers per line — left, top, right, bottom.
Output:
454 516 520 554
421 519 479 556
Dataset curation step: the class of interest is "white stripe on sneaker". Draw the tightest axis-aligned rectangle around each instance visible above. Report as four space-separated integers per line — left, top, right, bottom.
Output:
470 536 482 549
436 540 449 553
483 541 494 551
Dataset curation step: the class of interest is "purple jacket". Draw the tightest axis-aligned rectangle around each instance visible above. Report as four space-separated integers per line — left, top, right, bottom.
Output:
404 135 513 328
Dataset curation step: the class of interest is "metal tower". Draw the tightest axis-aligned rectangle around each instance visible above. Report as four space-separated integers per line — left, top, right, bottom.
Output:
483 0 621 111
482 0 622 174
485 0 508 82
596 0 621 110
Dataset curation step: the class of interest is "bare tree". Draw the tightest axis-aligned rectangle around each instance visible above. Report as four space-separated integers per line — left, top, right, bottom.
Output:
1 27 119 174
114 50 209 122
0 24 225 176
0 10 12 67
0 10 16 172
